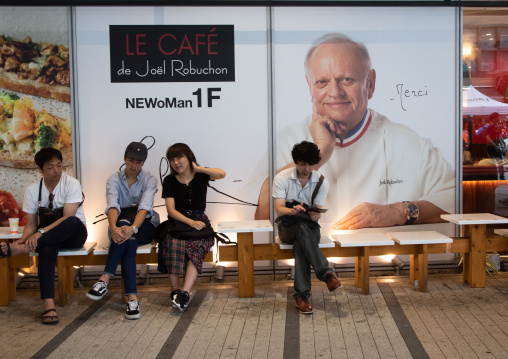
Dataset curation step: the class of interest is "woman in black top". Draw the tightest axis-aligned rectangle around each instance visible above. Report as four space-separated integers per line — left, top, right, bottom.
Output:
162 143 226 311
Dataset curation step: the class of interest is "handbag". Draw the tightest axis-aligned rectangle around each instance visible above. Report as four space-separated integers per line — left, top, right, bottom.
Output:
118 206 139 221
276 174 324 230
37 178 84 229
168 209 216 239
154 209 232 244
37 179 64 228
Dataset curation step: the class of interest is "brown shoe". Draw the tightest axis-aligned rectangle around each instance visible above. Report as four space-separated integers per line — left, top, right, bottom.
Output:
324 272 342 292
295 295 313 315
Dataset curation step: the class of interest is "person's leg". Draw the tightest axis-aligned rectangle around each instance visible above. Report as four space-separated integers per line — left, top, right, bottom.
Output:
278 223 312 298
36 244 59 300
34 217 88 299
38 246 59 323
163 236 186 291
293 224 332 282
121 218 155 300
38 217 87 249
102 219 132 281
136 218 155 245
121 237 138 300
182 260 198 293
168 274 179 291
0 241 30 256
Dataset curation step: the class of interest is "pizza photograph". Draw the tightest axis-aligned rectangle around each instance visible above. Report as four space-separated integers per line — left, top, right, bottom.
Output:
0 7 72 209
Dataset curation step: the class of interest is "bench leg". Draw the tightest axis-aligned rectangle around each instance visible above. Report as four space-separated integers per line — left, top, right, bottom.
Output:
9 266 16 300
418 244 428 292
0 259 10 305
410 254 418 286
355 256 359 288
462 225 471 284
463 252 471 284
470 224 486 288
57 256 68 307
358 247 369 295
237 232 254 298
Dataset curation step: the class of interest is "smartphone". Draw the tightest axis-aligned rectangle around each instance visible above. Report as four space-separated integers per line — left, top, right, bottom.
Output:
307 207 328 213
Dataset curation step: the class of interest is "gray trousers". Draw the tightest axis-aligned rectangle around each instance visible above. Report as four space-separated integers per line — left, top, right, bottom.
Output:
278 221 333 298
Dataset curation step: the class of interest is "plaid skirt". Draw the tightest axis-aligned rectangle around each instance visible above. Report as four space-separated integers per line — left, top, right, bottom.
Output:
162 212 214 275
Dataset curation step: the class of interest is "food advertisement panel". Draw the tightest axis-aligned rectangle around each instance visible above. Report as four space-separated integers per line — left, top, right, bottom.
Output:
75 7 270 249
0 7 72 227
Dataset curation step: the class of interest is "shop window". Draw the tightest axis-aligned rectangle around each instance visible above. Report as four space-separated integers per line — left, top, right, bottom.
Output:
463 9 508 219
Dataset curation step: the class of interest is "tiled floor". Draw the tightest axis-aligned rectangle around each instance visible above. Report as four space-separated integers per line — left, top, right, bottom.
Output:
1 275 507 358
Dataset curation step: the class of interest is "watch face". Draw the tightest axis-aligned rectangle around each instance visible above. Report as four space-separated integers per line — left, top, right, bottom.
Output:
407 203 419 217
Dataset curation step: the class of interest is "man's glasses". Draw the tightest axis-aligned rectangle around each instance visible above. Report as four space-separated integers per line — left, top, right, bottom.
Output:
48 193 54 210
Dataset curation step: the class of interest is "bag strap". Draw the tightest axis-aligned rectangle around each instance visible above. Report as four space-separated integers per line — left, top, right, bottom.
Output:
38 178 43 208
38 177 85 209
311 174 325 205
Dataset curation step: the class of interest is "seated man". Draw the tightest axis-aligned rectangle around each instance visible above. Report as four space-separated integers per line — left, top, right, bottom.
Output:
0 148 87 325
86 142 159 320
273 141 342 315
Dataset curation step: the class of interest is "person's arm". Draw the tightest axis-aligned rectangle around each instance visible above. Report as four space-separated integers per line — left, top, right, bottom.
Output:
254 162 295 220
332 200 447 230
16 212 38 245
119 209 149 242
274 198 307 217
136 174 158 216
25 202 80 251
165 197 206 231
105 174 121 216
192 162 226 180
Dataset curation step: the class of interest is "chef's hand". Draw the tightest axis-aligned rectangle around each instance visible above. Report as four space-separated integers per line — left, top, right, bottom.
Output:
309 104 337 168
332 202 405 230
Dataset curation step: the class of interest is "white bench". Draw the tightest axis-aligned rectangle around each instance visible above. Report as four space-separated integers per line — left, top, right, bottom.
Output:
30 241 97 306
275 235 335 249
92 242 154 255
331 233 394 294
386 231 452 292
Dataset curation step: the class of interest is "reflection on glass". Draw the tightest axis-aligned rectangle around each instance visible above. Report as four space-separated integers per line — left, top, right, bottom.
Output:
463 8 508 219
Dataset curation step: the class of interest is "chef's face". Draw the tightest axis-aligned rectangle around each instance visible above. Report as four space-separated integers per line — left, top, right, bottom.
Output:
306 43 375 132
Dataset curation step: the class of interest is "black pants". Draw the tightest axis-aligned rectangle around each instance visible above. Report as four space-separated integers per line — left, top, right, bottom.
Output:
278 221 333 298
36 216 88 299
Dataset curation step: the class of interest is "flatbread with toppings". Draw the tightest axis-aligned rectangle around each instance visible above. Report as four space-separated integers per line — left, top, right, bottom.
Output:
0 91 71 168
0 35 70 102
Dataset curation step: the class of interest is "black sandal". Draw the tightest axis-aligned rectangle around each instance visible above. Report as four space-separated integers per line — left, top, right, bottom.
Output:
41 309 59 325
0 242 11 258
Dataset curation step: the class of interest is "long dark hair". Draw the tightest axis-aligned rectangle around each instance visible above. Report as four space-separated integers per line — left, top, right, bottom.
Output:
166 143 197 176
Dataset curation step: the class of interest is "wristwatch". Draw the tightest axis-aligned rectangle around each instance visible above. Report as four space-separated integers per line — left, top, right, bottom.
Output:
403 201 419 225
132 226 138 234
38 228 45 234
